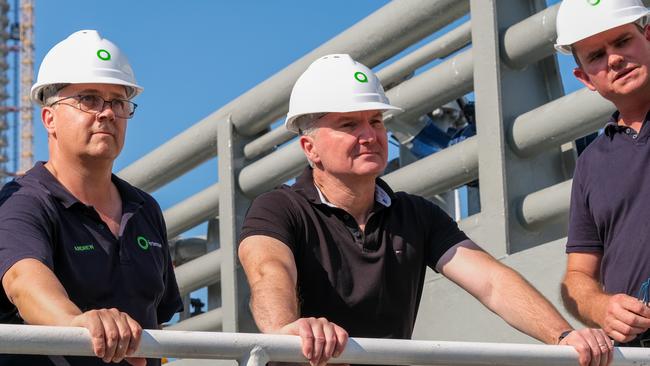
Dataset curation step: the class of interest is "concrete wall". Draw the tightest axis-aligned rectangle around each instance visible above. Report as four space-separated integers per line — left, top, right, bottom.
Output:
412 238 580 343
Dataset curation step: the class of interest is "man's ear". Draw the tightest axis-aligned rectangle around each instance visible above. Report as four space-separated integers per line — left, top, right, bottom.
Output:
644 24 650 41
41 107 56 135
573 67 597 91
299 135 320 164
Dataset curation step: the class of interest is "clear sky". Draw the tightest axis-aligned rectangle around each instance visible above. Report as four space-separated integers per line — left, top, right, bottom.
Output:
26 0 582 238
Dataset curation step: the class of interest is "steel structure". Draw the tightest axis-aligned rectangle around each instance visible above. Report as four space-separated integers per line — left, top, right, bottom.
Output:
116 0 634 348
0 0 634 364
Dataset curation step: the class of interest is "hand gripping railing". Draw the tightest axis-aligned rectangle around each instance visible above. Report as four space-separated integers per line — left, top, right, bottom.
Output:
2 324 649 366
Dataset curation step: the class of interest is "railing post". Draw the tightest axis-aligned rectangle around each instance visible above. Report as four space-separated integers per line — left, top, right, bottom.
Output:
217 117 256 332
470 0 570 255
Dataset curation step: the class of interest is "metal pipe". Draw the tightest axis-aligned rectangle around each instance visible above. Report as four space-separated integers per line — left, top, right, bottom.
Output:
243 126 295 160
165 308 223 332
384 50 474 142
382 137 479 198
164 183 220 239
377 21 471 89
118 0 469 193
509 88 614 157
519 180 572 229
2 324 649 365
239 141 306 198
501 4 559 69
174 249 222 297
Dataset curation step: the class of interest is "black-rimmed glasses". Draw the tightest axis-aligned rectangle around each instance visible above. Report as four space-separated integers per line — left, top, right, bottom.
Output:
48 94 138 119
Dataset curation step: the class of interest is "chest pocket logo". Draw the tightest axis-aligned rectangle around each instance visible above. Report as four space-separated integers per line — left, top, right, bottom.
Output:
73 244 95 252
136 235 162 250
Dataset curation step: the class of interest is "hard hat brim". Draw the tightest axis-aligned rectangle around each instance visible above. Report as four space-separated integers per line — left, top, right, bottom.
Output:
285 102 403 134
31 77 143 106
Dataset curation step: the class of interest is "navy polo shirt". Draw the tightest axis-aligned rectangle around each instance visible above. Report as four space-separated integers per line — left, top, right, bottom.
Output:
568 111 650 297
0 162 182 366
241 167 468 339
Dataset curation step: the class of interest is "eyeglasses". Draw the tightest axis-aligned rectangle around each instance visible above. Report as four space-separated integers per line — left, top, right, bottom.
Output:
48 94 138 119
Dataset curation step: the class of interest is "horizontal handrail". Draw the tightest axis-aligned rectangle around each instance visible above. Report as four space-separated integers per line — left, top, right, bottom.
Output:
1 324 648 366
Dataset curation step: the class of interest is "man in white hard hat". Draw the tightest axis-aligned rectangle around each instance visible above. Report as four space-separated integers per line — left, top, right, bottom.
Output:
0 30 182 365
239 54 612 366
556 0 650 348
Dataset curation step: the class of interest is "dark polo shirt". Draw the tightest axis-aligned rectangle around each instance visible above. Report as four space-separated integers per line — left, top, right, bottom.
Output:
567 111 650 298
241 167 468 339
0 161 182 366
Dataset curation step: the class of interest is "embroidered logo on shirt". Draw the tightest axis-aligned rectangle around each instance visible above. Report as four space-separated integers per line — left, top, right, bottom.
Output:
136 235 162 250
74 244 95 252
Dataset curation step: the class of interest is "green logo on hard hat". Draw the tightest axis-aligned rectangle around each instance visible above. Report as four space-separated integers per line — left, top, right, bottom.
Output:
137 236 149 250
96 49 111 61
587 0 600 5
354 71 368 83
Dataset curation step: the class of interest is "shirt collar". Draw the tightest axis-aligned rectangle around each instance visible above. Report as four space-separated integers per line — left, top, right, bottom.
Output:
27 161 145 209
292 167 395 207
603 110 650 138
313 182 392 208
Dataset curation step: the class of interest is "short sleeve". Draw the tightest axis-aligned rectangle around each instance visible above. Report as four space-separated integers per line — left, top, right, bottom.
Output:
567 161 602 253
0 184 55 313
413 195 468 271
239 188 301 253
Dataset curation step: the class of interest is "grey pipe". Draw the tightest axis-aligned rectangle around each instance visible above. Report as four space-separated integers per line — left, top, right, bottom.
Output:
165 308 223 332
174 249 222 296
164 183 220 239
118 0 469 193
509 88 614 157
519 179 572 229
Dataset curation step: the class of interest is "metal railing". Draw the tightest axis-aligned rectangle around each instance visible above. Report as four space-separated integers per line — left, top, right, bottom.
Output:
2 324 649 366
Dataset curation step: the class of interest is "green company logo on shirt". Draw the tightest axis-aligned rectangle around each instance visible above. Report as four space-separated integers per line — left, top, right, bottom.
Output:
136 235 163 251
74 244 95 252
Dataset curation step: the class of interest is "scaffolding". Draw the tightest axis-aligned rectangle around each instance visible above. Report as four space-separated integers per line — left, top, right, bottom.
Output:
18 0 32 174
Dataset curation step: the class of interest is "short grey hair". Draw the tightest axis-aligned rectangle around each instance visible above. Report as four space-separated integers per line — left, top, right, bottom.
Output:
42 83 70 106
295 113 327 136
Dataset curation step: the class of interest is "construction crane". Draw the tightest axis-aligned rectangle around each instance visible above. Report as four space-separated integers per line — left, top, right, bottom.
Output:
18 0 32 174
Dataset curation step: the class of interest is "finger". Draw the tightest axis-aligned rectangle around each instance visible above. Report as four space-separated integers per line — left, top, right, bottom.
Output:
111 312 132 362
125 357 147 366
562 331 591 366
592 330 612 366
81 312 107 359
321 322 337 361
296 319 315 362
577 330 601 366
333 325 348 358
608 329 635 343
618 299 650 328
311 319 326 366
609 318 646 339
97 310 120 363
125 315 143 357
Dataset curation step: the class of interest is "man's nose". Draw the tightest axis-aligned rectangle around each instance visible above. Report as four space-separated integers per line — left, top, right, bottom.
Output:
608 52 625 69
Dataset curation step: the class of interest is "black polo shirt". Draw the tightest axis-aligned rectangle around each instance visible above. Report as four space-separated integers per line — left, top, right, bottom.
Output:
0 161 182 366
567 111 650 298
240 167 468 339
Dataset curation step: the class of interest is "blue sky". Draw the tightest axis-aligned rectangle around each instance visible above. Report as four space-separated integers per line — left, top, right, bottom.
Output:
23 1 583 238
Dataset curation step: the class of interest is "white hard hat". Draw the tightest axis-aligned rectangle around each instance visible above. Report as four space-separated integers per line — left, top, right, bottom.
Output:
555 0 650 55
31 30 143 105
285 54 402 134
